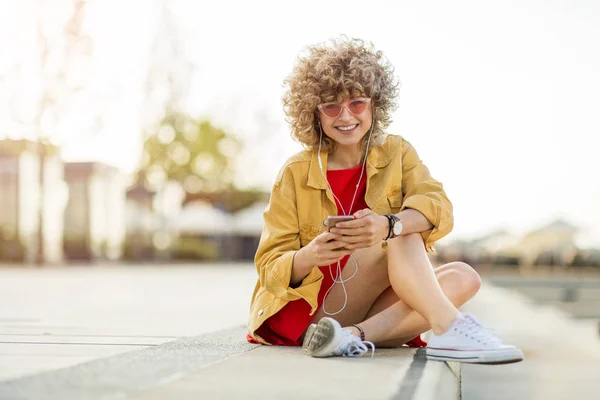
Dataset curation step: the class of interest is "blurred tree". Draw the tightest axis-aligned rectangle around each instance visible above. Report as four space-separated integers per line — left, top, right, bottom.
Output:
138 1 257 200
0 0 94 264
140 0 195 140
140 112 240 193
137 0 266 219
36 0 93 265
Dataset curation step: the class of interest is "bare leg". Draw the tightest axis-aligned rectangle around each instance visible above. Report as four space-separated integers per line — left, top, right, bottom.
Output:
352 261 480 346
303 233 521 363
308 232 480 345
385 232 466 334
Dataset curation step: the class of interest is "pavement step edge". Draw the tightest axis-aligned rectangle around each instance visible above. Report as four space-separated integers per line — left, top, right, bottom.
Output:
447 361 462 400
129 344 460 400
0 325 257 400
0 326 462 400
390 348 461 400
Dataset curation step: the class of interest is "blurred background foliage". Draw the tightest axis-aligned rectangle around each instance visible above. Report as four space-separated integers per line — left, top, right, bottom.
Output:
139 111 240 194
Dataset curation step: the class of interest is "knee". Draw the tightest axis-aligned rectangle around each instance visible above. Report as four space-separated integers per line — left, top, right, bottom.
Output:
450 261 481 299
402 232 424 242
392 232 425 248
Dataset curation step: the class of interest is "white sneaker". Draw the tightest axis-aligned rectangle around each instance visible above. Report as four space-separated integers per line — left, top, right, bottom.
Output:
302 317 375 358
426 313 524 364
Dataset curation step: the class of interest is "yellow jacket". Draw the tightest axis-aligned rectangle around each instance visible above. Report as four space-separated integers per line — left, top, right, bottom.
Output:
248 134 453 344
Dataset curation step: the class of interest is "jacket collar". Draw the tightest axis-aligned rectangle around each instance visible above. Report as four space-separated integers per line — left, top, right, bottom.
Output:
307 138 394 190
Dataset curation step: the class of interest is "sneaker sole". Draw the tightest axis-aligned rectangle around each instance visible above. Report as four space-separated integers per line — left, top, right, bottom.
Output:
426 347 524 364
302 318 336 357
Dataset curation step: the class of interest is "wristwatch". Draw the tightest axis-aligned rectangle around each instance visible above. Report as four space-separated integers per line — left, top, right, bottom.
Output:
389 214 403 238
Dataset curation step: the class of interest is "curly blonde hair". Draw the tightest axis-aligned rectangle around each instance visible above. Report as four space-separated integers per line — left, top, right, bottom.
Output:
283 37 399 153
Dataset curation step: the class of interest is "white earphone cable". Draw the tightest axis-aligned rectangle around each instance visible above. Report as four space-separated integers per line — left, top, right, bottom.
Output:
317 119 375 316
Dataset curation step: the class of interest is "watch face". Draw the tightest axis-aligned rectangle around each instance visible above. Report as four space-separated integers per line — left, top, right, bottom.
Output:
393 221 403 235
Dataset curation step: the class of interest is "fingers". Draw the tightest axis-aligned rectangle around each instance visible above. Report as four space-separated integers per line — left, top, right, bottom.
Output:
333 219 363 229
330 227 362 236
326 246 356 262
330 227 378 242
312 232 356 264
352 208 374 219
324 240 349 250
321 251 354 265
342 242 368 250
335 234 362 245
329 211 383 248
337 231 379 250
332 210 374 229
318 233 351 252
321 232 340 242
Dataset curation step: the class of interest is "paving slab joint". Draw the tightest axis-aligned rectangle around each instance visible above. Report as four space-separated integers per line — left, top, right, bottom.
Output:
0 326 256 400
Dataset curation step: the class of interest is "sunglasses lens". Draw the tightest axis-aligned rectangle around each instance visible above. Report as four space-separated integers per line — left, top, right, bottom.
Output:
322 104 342 118
348 100 367 114
319 99 369 117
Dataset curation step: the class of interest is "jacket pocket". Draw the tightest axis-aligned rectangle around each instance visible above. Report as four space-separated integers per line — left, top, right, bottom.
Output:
387 194 403 214
299 225 321 247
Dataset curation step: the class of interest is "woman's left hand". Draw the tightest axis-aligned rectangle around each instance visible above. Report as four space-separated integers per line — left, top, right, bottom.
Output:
329 209 389 250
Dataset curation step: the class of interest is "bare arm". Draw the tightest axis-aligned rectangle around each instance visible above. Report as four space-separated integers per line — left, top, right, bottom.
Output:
396 208 434 236
291 250 313 286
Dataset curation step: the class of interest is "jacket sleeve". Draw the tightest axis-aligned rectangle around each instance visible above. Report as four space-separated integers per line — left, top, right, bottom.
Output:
254 167 323 311
399 140 454 253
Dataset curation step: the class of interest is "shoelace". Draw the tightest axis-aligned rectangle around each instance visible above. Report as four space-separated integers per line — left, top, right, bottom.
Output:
337 329 375 358
459 313 503 345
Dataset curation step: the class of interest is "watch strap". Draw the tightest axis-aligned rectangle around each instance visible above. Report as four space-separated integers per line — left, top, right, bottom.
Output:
384 214 393 240
389 214 402 238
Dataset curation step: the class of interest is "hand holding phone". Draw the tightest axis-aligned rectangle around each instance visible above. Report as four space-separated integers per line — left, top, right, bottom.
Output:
327 215 355 232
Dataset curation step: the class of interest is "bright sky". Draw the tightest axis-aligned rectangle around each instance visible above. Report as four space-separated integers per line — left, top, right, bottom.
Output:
1 0 599 244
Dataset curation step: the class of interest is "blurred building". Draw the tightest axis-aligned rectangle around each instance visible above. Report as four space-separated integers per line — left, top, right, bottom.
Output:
173 198 266 261
63 162 127 261
230 201 267 260
442 218 588 268
125 180 184 261
517 219 579 267
125 182 156 260
177 200 232 235
472 229 521 265
175 200 230 260
0 140 66 264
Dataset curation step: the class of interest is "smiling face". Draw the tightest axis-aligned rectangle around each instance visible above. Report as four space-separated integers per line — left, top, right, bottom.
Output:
317 97 373 152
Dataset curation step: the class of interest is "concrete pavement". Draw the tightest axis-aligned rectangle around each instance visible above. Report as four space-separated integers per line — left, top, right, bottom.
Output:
0 264 460 399
1 263 598 399
1 330 459 400
0 263 256 380
461 283 600 400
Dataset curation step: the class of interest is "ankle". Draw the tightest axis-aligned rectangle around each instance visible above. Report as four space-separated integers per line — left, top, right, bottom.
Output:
430 311 461 335
345 325 363 340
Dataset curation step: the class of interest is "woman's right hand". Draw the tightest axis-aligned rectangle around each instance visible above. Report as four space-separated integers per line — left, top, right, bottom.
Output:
297 231 354 267
291 231 354 285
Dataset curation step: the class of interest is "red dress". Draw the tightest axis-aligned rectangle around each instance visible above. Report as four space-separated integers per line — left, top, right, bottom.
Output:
247 163 426 348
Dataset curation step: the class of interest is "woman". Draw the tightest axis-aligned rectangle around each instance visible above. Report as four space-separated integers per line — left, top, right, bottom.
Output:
247 37 523 364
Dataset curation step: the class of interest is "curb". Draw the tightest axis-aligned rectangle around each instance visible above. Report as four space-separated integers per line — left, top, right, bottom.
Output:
1 327 461 400
0 326 256 400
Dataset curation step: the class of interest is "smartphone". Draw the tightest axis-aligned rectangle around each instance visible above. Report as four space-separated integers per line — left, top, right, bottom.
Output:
327 215 355 232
